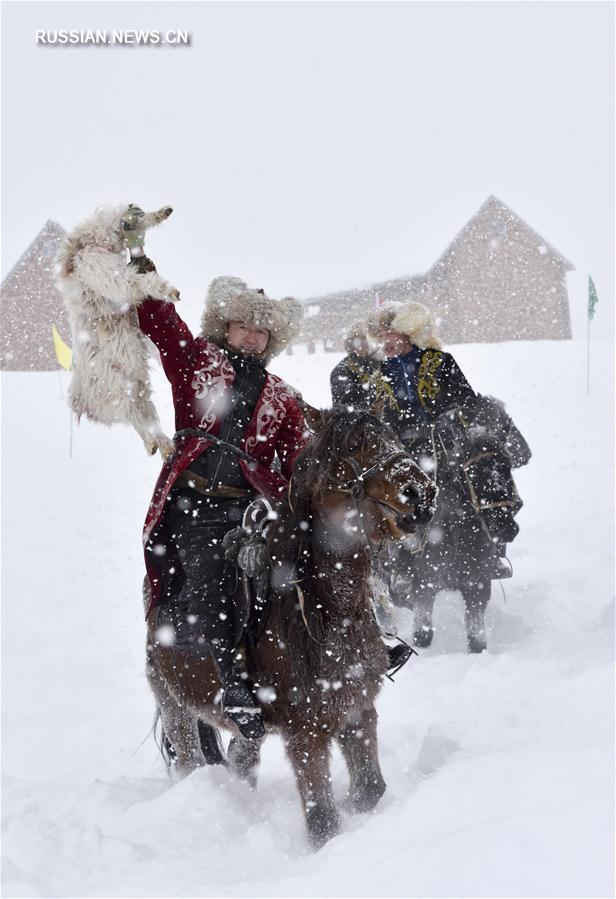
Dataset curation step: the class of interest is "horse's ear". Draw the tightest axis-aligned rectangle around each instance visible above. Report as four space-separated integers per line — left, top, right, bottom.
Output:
369 397 385 420
299 399 326 434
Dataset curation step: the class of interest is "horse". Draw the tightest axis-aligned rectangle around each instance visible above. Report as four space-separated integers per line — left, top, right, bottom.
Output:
383 402 525 653
145 403 436 849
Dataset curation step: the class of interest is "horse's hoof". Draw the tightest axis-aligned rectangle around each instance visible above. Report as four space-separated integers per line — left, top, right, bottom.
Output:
307 811 340 851
413 626 434 649
468 637 487 653
346 778 386 814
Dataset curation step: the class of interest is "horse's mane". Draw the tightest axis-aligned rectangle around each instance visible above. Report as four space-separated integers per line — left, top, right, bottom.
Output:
294 406 397 492
266 407 393 692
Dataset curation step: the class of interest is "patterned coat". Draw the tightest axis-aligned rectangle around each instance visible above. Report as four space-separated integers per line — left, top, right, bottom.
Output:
370 346 476 445
330 353 380 408
137 298 307 612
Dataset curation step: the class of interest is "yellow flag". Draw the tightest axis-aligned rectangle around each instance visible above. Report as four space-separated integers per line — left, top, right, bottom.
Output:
51 324 73 371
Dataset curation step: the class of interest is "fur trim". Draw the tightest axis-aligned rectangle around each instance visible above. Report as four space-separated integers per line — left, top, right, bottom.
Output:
366 302 442 350
201 276 304 362
344 319 371 355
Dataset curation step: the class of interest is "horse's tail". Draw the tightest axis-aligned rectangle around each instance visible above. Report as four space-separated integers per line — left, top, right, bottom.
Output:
153 707 226 769
152 706 175 770
197 720 226 766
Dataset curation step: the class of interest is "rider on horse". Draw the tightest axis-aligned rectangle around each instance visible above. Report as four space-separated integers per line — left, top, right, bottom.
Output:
138 277 306 739
332 304 529 575
330 320 380 408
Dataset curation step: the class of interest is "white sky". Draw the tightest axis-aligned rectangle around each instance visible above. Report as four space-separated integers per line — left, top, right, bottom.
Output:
1 1 614 334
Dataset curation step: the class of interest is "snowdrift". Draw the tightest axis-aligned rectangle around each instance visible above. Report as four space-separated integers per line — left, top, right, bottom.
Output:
1 338 614 898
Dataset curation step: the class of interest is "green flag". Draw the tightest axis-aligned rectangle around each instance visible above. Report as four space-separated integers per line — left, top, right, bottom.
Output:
588 276 599 321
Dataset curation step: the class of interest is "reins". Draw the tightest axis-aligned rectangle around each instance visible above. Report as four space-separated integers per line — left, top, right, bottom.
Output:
173 427 276 475
292 449 411 607
324 450 409 501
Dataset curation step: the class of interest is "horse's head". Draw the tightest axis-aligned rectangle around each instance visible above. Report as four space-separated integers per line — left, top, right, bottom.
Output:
296 401 436 549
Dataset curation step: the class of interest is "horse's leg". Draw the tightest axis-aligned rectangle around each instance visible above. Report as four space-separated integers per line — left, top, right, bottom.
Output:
462 580 491 653
284 731 340 850
227 735 262 788
413 582 437 648
337 706 386 813
147 660 204 777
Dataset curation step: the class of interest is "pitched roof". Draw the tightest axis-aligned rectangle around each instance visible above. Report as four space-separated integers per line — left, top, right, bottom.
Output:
1 220 70 370
2 220 67 288
429 195 574 273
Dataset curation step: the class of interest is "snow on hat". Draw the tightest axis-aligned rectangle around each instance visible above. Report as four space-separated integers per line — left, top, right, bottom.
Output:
344 319 371 354
200 276 304 362
366 302 442 350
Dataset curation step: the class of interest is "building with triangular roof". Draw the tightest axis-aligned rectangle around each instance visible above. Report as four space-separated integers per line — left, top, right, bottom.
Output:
1 220 70 370
300 196 573 349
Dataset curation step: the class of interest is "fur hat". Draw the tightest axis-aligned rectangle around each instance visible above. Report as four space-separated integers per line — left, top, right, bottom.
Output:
200 276 304 362
366 302 442 350
344 320 371 355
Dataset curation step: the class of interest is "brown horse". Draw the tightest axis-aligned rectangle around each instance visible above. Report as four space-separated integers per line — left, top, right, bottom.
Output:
145 403 435 849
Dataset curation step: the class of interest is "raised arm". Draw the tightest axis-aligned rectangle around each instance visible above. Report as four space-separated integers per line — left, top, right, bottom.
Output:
137 297 196 385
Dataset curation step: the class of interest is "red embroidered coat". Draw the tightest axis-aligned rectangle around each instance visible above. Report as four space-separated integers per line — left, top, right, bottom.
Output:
137 298 307 613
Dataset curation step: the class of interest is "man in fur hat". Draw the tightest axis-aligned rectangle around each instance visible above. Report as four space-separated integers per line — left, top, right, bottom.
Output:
366 303 475 441
137 277 306 739
330 320 380 407
365 302 525 567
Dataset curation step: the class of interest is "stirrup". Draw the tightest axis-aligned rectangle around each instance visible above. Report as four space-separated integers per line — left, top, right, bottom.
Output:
224 706 265 739
385 638 417 681
222 683 265 739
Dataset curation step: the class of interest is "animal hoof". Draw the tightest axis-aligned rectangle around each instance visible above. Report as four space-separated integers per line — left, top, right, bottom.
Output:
468 637 487 653
158 438 176 460
164 207 173 217
346 778 386 814
307 812 340 851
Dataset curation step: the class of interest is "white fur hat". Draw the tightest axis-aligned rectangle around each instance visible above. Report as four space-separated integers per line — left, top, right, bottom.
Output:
200 276 304 362
344 319 370 354
366 302 442 350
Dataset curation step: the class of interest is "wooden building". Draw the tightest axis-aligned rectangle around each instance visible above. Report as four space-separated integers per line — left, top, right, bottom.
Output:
301 196 573 350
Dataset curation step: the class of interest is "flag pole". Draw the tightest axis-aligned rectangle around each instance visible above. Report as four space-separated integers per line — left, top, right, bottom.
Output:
586 276 599 396
586 309 590 396
51 324 74 456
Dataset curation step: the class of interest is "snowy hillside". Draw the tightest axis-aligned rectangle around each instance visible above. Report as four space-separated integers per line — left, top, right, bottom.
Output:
1 337 614 898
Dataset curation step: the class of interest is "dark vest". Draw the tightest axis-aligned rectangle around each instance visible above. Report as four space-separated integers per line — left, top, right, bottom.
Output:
190 350 267 489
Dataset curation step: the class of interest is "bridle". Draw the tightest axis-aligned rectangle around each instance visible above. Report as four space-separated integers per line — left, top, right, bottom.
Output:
323 444 437 562
324 450 410 503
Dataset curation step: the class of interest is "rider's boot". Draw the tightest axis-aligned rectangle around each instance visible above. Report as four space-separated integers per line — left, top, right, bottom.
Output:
221 670 266 740
169 608 265 740
493 554 513 579
413 624 434 648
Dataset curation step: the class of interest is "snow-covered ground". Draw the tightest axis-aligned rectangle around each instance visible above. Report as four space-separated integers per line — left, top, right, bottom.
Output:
1 337 614 898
